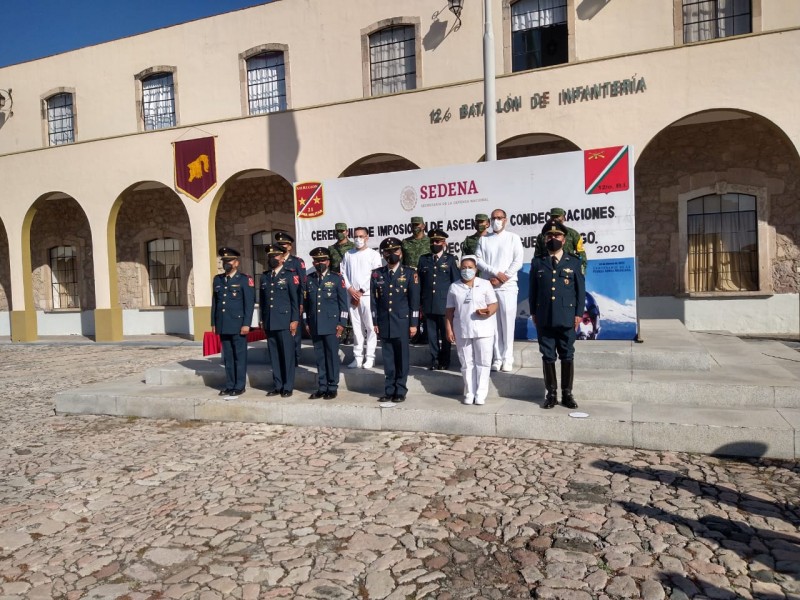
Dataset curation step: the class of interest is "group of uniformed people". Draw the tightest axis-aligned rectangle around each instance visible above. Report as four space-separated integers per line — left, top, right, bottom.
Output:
211 206 587 409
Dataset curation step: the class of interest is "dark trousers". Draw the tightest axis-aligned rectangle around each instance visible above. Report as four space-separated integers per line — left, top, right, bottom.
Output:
312 333 340 392
294 316 303 365
381 329 410 397
425 314 451 367
267 329 296 392
220 333 248 390
537 325 577 363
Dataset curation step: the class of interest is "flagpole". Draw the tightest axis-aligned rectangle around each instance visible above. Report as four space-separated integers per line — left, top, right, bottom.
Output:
483 0 496 161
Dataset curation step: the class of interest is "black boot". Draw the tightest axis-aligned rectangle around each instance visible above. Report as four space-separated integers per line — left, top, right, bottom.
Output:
542 362 558 409
561 361 578 409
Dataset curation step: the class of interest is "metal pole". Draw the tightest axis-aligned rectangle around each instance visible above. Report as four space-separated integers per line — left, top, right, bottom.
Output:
483 0 496 161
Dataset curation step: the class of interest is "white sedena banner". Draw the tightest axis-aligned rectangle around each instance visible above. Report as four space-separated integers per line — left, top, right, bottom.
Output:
294 147 638 340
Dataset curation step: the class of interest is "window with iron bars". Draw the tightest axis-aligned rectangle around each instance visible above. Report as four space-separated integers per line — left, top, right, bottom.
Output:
147 238 182 306
683 0 751 43
251 231 273 289
50 246 80 309
511 0 568 72
47 93 75 146
142 73 176 130
247 52 287 115
369 25 416 96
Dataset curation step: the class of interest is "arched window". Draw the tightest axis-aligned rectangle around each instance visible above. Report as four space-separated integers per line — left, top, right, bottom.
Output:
687 193 758 292
510 0 568 72
368 25 417 96
50 245 80 308
46 93 75 145
246 52 287 114
251 230 273 287
147 238 182 306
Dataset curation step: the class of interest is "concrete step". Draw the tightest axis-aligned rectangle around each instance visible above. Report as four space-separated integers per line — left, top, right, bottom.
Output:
145 357 800 407
54 377 800 460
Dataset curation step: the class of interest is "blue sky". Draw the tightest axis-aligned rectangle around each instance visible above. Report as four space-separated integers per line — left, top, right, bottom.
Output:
0 1 270 68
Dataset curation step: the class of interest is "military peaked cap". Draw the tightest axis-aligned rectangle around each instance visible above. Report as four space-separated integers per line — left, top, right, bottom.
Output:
218 247 241 259
428 229 449 241
542 219 568 236
380 237 403 251
274 231 295 244
264 244 283 256
310 246 332 259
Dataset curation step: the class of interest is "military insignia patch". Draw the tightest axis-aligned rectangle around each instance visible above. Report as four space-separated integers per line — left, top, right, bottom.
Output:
323 281 334 288
565 279 570 285
248 277 254 287
564 268 573 274
293 275 300 285
278 278 287 285
413 273 419 284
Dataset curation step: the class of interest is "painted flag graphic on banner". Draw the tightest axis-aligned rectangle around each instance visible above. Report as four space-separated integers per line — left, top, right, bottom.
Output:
295 182 324 219
174 137 217 202
584 145 629 195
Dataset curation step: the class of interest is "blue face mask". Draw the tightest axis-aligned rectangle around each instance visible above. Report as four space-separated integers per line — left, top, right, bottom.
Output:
461 268 476 281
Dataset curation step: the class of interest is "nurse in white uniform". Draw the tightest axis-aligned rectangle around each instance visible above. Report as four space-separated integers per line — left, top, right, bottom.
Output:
445 256 499 405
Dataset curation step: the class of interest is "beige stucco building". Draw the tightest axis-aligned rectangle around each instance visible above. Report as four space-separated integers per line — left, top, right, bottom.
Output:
0 0 798 341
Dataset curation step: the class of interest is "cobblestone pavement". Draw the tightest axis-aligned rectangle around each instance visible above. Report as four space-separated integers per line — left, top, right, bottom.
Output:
1 345 799 600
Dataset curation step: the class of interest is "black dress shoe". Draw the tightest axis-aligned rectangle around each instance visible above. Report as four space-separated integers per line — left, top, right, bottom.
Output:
231 389 245 396
219 389 232 396
428 364 437 371
266 390 281 397
392 395 406 403
323 391 338 399
561 395 578 409
280 390 293 398
378 395 394 402
437 363 449 371
543 396 558 409
309 390 327 399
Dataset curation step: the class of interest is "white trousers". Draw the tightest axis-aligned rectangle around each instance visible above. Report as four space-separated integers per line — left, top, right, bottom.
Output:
456 336 493 401
493 286 517 364
350 295 377 360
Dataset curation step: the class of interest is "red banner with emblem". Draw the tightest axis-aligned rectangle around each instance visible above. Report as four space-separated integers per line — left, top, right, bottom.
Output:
584 145 629 195
174 137 217 202
295 181 324 219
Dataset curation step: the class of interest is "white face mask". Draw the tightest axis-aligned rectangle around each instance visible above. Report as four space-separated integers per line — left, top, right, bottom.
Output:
354 238 366 249
492 218 504 232
461 268 476 281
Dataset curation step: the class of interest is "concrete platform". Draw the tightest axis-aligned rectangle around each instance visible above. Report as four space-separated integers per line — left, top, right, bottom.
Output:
54 319 800 459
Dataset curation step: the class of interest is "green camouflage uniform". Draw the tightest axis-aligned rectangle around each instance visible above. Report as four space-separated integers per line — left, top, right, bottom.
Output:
402 236 432 269
461 233 482 257
328 240 354 273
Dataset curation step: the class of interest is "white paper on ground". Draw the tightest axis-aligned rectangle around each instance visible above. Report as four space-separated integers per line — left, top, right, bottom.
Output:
379 402 396 408
569 412 589 418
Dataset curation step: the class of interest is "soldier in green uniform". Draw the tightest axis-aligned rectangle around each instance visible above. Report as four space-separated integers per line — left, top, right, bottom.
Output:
534 207 587 274
402 216 431 269
328 222 354 274
461 213 490 257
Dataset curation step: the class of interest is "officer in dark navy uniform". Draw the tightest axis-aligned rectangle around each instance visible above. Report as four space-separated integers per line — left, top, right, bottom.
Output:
259 244 300 398
274 231 307 367
305 247 349 399
418 229 460 370
529 219 586 410
371 237 421 403
211 248 255 396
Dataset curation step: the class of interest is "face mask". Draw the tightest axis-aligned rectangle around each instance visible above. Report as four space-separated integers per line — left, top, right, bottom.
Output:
477 222 488 232
354 238 366 249
385 253 401 265
492 219 504 232
336 231 346 241
545 238 564 252
276 243 289 254
314 262 327 273
431 243 445 253
268 256 281 269
412 225 424 234
222 262 234 273
461 268 476 281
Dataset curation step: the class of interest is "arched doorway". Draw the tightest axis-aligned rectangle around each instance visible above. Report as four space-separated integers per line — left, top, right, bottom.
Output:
27 193 95 336
340 153 420 178
112 181 193 335
635 109 800 333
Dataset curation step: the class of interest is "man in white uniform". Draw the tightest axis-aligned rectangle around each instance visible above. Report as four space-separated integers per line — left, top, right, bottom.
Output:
475 208 524 372
341 227 383 368
445 256 498 405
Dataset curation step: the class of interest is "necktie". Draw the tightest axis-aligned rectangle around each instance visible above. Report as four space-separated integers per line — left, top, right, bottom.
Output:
552 256 558 269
